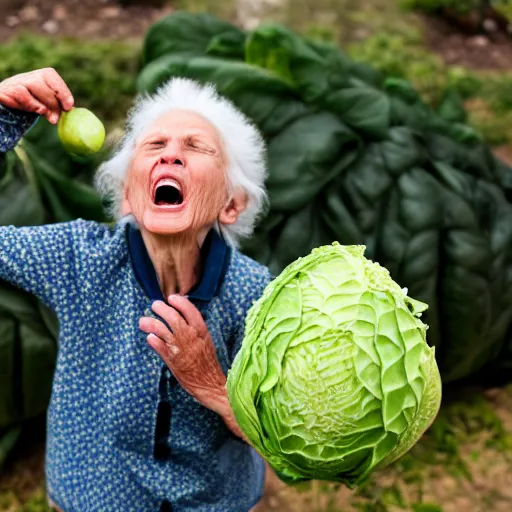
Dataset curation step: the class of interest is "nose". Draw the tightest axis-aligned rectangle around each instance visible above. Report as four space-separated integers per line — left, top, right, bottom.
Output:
159 155 184 166
160 156 183 166
158 141 185 167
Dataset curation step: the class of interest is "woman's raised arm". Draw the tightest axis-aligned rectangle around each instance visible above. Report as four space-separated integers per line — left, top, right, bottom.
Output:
0 69 83 313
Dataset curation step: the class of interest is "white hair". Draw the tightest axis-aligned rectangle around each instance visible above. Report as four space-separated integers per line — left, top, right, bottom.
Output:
95 78 267 247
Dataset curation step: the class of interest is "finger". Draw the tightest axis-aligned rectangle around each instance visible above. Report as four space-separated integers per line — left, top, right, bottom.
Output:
152 301 187 332
26 81 61 123
168 295 208 337
42 68 74 111
13 86 53 122
147 333 179 362
139 316 175 344
0 91 23 111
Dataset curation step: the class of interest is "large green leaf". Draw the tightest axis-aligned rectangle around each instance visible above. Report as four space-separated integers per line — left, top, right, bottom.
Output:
0 314 17 428
137 54 310 137
437 88 467 124
324 87 391 139
20 323 57 420
138 12 512 384
142 11 242 64
0 427 20 467
0 152 44 226
266 112 361 211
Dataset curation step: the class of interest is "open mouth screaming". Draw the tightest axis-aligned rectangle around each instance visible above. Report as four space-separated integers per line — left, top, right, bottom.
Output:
153 179 184 207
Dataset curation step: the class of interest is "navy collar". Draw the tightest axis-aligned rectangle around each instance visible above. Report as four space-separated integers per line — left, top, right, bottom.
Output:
126 224 231 303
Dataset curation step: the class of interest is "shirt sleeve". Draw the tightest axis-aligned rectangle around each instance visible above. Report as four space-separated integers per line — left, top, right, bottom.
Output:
0 221 82 312
0 107 78 312
0 104 38 153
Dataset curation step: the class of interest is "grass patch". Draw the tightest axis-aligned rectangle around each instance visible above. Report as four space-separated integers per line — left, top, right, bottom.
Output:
304 388 511 511
2 389 512 510
0 34 139 130
190 0 512 147
0 486 49 512
347 27 512 145
174 0 237 20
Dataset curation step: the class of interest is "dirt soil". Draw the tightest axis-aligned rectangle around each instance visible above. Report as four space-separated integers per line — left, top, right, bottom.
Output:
0 0 174 43
423 14 512 71
3 387 512 512
253 387 512 512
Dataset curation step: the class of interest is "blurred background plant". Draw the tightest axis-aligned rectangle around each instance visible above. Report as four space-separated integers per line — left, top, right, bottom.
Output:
0 35 138 130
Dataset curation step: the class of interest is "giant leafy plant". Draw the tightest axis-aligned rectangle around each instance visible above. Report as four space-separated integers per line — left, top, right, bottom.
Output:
139 12 512 384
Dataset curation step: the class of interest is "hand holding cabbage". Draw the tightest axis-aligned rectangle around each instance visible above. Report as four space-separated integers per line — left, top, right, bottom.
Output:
227 243 441 486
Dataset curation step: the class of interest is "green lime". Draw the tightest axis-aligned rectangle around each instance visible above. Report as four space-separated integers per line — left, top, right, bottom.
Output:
58 107 106 157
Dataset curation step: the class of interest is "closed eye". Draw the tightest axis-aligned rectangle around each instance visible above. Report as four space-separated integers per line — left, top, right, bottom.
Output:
147 140 166 149
188 139 216 154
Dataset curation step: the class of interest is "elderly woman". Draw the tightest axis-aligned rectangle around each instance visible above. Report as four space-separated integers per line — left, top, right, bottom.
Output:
0 68 272 512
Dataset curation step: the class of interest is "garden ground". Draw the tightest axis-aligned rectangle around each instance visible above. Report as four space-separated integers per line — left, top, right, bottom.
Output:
2 386 512 511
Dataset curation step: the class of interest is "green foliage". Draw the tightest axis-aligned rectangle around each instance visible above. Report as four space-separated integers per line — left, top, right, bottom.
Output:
0 34 139 128
393 390 512 491
400 0 512 15
433 393 510 451
348 31 482 105
19 492 50 512
0 487 50 512
347 30 446 104
412 505 443 512
481 73 512 113
348 30 512 145
139 11 512 384
400 0 479 14
495 2 512 19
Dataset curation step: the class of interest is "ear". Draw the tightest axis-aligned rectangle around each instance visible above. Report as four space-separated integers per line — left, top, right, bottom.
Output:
120 184 132 216
218 190 248 225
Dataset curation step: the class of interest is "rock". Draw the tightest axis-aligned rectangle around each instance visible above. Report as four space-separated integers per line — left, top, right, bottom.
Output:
316 10 338 24
354 28 370 40
83 20 102 36
268 496 279 509
445 49 461 63
18 5 40 22
42 20 59 35
5 15 20 28
468 35 490 48
52 5 68 20
483 18 498 33
100 6 122 19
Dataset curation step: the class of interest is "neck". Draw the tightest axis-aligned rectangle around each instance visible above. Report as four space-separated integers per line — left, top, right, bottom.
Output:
140 226 210 298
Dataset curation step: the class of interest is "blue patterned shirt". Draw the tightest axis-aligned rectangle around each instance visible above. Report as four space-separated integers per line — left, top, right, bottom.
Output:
0 106 272 511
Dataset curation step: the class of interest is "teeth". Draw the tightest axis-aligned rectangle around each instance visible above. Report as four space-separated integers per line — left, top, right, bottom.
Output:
155 178 181 192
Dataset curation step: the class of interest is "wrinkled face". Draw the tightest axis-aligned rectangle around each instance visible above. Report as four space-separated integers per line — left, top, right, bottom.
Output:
123 110 231 236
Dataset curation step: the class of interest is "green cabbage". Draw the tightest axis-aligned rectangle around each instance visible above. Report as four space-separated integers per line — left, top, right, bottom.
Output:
227 243 441 486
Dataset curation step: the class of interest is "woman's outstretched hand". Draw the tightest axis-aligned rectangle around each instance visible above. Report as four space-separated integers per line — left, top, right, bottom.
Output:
0 68 74 124
139 294 246 441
